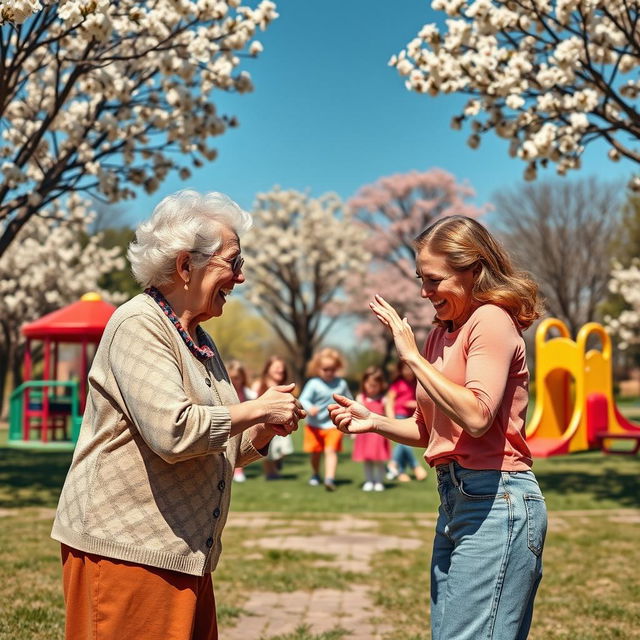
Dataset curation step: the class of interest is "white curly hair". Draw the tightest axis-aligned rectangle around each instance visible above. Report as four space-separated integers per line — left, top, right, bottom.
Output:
128 190 252 288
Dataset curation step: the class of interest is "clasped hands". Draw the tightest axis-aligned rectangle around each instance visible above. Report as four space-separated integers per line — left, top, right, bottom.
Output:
257 383 306 437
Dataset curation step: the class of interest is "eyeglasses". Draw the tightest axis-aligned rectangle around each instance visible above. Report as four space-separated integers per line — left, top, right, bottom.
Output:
190 251 244 277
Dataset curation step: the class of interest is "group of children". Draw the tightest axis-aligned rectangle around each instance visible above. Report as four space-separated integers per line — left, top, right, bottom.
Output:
228 348 428 491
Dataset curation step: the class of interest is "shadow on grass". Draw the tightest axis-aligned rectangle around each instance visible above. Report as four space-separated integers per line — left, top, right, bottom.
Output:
0 447 72 509
537 467 640 508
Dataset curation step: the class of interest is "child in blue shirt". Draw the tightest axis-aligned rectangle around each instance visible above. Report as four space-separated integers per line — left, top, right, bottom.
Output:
299 348 352 491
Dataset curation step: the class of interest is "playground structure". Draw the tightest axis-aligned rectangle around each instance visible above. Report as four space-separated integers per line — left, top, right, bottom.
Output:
8 292 116 449
6 299 640 454
526 318 640 457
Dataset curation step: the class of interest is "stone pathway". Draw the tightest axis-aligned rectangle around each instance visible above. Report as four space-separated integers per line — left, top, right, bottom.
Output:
220 509 640 639
223 514 427 639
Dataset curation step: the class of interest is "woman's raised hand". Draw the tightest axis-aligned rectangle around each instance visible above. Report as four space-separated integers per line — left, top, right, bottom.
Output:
328 394 376 434
369 294 419 363
256 383 306 426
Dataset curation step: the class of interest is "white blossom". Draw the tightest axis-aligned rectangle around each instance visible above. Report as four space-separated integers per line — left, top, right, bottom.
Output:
0 195 127 379
606 259 640 349
392 0 640 183
0 0 41 24
241 187 370 376
0 0 279 257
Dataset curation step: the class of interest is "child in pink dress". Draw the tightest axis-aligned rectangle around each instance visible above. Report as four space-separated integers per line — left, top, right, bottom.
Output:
352 366 390 492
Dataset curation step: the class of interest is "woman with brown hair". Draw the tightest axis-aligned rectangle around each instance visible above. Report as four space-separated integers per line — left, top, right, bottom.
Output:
329 215 547 640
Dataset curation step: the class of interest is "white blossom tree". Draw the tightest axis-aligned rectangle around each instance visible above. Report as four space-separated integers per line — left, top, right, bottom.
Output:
242 187 370 382
0 195 126 414
0 0 277 256
606 259 640 350
390 0 640 182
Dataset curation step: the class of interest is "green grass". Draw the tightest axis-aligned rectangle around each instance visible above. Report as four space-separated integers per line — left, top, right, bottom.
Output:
230 446 640 512
1 426 639 639
1 427 640 513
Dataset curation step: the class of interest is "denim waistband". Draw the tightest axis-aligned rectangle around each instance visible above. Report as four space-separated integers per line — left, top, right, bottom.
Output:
435 461 532 482
435 461 459 487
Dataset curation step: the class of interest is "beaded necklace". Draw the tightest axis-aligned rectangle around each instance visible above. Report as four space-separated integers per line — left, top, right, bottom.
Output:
144 287 216 362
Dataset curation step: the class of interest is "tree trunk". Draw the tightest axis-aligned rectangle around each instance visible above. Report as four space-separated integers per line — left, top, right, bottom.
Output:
0 347 8 418
0 319 12 417
293 338 316 390
11 342 23 389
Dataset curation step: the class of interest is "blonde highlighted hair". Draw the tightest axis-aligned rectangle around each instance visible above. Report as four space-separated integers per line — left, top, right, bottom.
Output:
307 347 346 378
415 216 543 330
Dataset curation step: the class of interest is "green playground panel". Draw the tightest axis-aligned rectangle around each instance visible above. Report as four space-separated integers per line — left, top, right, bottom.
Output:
9 380 81 447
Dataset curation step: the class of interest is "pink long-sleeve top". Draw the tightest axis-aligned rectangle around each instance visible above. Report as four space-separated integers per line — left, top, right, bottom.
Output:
415 304 533 471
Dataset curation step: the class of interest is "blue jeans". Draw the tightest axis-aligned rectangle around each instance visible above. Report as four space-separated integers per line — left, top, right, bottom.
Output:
431 462 547 640
392 443 418 471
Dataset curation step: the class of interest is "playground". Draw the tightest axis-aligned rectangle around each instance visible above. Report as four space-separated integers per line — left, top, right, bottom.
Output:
1 427 639 640
9 297 640 460
2 298 640 639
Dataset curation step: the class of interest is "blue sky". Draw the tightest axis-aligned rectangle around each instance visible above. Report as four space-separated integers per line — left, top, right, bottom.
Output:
120 0 636 350
125 0 636 225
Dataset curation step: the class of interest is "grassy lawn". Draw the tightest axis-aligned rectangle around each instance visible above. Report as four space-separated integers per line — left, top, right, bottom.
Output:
1 426 639 639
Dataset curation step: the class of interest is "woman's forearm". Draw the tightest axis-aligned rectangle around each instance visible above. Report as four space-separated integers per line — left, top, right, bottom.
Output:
404 353 492 437
372 415 428 447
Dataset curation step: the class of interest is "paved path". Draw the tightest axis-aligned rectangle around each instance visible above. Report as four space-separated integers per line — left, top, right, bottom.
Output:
220 509 640 639
222 513 426 639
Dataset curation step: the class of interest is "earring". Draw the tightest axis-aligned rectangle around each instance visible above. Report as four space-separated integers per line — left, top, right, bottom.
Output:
184 280 189 291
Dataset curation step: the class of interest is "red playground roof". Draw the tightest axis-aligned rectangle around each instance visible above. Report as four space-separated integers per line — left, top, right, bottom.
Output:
21 292 117 343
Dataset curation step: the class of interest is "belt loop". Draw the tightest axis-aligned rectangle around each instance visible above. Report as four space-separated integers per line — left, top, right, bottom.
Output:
448 461 459 487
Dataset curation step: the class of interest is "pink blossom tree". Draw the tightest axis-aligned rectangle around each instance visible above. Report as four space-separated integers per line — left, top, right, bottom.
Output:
345 168 487 366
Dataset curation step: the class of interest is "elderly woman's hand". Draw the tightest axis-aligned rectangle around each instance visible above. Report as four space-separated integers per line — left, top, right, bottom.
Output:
265 420 300 437
255 383 306 426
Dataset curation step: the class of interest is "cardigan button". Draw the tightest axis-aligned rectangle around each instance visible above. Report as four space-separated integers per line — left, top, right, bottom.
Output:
213 507 221 518
217 480 225 491
205 378 211 387
206 537 214 548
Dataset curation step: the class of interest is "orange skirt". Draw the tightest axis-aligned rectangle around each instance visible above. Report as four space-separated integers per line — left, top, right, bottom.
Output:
61 544 217 640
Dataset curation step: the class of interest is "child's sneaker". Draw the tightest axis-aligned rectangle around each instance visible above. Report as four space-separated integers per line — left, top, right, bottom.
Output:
362 481 374 492
373 482 385 492
324 478 337 492
308 475 321 486
386 462 399 480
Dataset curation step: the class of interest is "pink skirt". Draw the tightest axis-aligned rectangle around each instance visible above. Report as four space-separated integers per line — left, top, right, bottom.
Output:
352 432 390 462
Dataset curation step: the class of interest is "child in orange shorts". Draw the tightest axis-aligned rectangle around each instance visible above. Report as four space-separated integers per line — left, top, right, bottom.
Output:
299 348 352 491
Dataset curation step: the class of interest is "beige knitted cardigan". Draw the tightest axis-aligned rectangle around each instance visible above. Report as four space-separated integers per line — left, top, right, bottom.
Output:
51 293 264 576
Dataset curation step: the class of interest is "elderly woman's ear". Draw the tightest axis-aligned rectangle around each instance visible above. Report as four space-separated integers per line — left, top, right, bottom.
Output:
176 251 191 289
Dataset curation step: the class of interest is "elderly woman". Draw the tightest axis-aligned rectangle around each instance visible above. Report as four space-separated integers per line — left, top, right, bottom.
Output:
329 216 547 640
51 190 304 640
